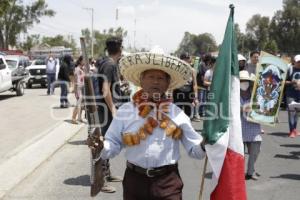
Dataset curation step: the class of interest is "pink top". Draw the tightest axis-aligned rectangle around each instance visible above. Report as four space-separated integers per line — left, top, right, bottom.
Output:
74 66 84 87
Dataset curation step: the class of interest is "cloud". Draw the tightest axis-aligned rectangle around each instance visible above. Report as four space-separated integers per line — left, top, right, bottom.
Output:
191 0 226 7
27 0 283 53
118 5 136 18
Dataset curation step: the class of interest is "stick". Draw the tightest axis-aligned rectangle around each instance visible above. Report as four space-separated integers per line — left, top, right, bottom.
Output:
199 155 208 200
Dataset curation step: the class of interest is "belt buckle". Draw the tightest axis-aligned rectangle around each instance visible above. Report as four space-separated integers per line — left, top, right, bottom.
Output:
146 168 155 177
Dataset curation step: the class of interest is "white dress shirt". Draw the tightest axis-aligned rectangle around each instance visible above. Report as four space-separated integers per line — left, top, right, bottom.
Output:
101 102 205 168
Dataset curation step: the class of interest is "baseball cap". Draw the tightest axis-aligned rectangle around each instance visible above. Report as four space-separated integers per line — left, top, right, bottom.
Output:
238 54 246 61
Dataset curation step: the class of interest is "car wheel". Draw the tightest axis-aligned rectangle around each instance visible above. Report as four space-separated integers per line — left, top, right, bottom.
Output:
26 83 32 88
16 82 25 96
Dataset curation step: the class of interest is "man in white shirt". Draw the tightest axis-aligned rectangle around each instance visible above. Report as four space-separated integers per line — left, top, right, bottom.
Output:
245 51 260 75
46 54 57 95
90 52 206 199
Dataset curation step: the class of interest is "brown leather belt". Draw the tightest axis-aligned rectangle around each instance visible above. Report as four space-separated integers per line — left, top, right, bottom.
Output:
126 161 178 178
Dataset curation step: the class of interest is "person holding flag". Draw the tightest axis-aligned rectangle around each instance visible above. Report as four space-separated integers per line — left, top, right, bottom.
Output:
201 5 247 200
97 51 206 199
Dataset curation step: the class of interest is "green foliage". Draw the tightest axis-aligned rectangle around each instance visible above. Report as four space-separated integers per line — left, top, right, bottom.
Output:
269 0 300 55
19 34 77 53
41 35 76 51
19 34 40 51
0 0 10 17
175 32 217 55
0 0 55 49
81 27 127 58
238 0 299 55
175 32 194 55
246 14 271 51
263 40 278 55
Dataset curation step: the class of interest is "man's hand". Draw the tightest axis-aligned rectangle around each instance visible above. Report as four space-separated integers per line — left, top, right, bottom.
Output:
86 135 104 151
243 105 252 113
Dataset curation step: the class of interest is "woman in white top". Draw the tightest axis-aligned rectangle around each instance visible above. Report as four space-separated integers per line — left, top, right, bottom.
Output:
71 56 85 124
203 56 216 91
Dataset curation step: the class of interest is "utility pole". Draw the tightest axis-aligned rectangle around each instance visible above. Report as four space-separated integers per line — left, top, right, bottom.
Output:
134 18 136 51
84 7 94 58
115 8 119 30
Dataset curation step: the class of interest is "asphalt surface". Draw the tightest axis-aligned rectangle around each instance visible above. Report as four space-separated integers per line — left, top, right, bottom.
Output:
0 86 78 165
2 110 300 200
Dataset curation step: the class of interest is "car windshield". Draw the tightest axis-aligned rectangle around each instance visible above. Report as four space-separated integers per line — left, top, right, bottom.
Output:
33 59 46 65
6 60 17 69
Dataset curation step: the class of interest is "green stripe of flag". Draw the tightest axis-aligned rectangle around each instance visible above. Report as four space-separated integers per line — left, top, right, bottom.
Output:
202 5 239 145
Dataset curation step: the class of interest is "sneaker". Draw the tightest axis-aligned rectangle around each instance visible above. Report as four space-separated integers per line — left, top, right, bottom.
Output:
101 184 116 193
106 175 122 182
200 113 206 117
60 104 69 108
71 119 78 124
192 116 201 122
261 129 265 134
245 174 259 181
288 129 297 138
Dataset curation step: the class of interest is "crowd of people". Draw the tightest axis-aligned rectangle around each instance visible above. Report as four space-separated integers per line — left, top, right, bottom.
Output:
43 36 299 198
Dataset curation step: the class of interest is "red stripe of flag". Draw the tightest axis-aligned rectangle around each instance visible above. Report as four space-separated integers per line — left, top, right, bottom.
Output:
211 148 247 200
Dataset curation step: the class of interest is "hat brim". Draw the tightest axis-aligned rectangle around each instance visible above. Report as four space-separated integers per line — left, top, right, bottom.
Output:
240 75 255 82
119 53 193 90
240 77 254 81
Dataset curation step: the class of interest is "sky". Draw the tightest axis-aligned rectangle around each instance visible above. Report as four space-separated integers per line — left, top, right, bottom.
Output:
25 0 283 53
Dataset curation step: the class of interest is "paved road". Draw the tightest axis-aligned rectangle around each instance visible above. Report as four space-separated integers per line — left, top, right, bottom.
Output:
2 111 300 200
0 86 78 165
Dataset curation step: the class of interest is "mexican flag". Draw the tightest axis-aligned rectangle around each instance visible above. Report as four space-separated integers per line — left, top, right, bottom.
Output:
202 5 247 200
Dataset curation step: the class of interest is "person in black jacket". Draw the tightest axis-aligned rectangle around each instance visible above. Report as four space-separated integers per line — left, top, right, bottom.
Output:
58 55 71 108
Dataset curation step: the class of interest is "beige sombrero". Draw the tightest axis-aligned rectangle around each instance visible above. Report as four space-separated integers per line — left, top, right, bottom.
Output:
119 52 193 90
239 70 255 81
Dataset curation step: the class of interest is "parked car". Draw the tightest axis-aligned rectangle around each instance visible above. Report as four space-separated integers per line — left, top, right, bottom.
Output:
5 55 30 83
27 59 47 88
0 55 27 96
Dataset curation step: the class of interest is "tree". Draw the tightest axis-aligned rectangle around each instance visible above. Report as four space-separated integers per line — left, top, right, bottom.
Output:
19 34 77 53
81 27 127 58
192 33 218 54
263 40 278 55
175 32 217 56
0 0 10 17
20 34 40 51
175 32 195 55
0 0 55 49
270 0 300 55
41 35 77 51
245 14 271 50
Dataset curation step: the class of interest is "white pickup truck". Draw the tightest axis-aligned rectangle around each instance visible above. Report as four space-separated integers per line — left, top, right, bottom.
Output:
0 55 27 96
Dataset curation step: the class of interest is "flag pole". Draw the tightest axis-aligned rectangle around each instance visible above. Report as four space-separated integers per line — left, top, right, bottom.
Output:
199 155 208 200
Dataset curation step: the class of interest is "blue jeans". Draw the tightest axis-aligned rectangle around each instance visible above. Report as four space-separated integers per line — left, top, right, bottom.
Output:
60 81 69 106
287 97 299 132
47 73 56 94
